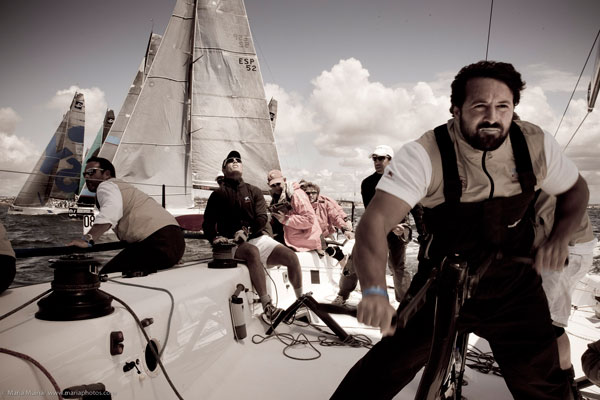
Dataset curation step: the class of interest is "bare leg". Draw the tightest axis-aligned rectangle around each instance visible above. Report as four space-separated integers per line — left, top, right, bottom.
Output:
235 242 267 297
266 244 302 291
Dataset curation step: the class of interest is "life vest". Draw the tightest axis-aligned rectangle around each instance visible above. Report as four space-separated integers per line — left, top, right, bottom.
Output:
415 122 538 294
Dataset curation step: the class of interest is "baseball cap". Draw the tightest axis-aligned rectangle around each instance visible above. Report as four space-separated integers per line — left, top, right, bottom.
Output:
267 169 285 186
222 150 242 167
370 145 394 158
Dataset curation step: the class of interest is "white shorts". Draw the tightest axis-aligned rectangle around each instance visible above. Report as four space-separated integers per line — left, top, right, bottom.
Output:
247 235 282 266
541 238 597 327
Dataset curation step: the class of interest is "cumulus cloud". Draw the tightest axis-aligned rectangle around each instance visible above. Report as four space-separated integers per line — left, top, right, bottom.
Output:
270 59 600 202
47 86 108 149
0 108 40 196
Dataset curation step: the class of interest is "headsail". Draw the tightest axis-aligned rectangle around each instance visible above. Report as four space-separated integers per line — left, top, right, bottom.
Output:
190 0 281 192
109 1 195 209
13 93 85 207
79 109 114 192
99 33 162 163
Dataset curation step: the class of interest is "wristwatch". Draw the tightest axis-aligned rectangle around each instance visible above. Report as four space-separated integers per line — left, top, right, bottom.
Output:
82 233 95 247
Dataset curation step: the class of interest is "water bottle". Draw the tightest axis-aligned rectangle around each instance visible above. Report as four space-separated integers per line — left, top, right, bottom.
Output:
230 284 247 340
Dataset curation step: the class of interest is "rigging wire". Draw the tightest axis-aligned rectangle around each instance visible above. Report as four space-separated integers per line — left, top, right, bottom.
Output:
553 28 600 139
563 112 590 151
485 0 494 61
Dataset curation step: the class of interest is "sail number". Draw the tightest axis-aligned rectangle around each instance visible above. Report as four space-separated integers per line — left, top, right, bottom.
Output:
83 214 95 229
239 58 257 71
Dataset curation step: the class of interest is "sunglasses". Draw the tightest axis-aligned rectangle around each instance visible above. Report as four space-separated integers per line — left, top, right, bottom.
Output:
305 191 318 195
372 156 389 162
83 168 104 177
270 182 282 188
225 157 242 164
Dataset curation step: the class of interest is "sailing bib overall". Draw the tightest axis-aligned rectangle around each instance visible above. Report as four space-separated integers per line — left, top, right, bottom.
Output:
332 123 572 400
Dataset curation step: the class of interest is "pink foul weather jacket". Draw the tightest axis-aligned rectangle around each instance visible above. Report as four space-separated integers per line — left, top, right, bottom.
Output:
281 182 322 251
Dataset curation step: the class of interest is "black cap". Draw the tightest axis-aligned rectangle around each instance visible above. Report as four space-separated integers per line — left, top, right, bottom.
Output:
222 150 242 167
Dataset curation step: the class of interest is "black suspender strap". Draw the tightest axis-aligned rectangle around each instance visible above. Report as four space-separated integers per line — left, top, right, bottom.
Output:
433 124 462 203
509 122 536 193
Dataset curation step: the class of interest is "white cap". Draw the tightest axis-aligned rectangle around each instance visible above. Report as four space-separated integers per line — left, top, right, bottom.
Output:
370 145 394 158
215 172 224 181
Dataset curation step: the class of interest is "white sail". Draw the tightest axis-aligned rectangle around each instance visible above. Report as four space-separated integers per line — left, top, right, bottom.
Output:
99 34 162 163
13 92 85 207
110 1 195 210
190 0 281 192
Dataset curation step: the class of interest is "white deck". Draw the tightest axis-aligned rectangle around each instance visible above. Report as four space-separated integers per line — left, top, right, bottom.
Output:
0 255 598 399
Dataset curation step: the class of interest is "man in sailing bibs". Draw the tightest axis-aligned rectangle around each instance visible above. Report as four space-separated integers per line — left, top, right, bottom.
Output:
68 156 185 275
202 151 305 323
331 61 588 399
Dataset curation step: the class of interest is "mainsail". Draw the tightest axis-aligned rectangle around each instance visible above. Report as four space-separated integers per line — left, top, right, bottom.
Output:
189 0 281 192
108 0 280 210
13 92 85 207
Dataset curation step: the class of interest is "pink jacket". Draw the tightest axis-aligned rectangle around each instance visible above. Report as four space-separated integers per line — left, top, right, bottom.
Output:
312 195 348 237
282 182 322 251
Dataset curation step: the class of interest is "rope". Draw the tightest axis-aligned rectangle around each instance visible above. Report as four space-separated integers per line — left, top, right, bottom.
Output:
0 348 64 399
485 0 494 60
107 278 175 357
0 288 53 321
554 28 600 139
563 111 590 151
101 290 184 400
251 311 373 361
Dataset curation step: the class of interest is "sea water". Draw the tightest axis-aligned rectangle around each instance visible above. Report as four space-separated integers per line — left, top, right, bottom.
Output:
1 204 599 287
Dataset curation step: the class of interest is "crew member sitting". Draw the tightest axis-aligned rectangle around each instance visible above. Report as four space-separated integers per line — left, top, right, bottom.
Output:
202 152 305 323
67 156 185 275
268 170 322 252
304 182 353 240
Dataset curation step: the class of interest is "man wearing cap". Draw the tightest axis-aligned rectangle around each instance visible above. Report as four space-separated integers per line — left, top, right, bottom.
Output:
203 152 305 323
268 169 322 252
332 145 425 306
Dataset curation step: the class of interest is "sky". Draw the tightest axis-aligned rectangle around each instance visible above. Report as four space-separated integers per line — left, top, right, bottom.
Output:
1 0 599 203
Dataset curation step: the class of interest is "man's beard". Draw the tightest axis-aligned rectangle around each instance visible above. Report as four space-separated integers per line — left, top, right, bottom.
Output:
460 119 509 151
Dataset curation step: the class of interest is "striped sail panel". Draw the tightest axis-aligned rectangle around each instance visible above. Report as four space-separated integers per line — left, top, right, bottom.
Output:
14 93 85 206
99 34 162 163
110 0 194 209
190 0 280 191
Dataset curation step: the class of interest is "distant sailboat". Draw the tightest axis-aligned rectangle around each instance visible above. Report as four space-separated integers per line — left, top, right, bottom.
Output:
103 0 280 214
9 92 85 215
76 109 115 207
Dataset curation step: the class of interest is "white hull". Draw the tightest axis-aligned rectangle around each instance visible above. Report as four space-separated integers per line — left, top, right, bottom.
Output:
0 252 598 399
8 205 72 216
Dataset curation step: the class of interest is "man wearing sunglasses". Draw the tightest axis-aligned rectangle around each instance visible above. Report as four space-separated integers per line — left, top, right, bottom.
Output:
68 156 185 276
203 151 305 324
334 145 426 306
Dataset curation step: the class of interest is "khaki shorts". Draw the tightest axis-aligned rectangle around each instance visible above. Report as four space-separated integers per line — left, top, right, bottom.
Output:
541 238 597 327
248 235 282 266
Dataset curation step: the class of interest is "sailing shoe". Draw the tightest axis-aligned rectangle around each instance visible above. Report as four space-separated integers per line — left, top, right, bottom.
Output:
332 295 347 306
261 303 284 325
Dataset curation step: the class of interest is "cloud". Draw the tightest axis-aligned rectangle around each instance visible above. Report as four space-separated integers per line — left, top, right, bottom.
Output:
47 86 108 149
268 59 600 203
0 108 40 196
